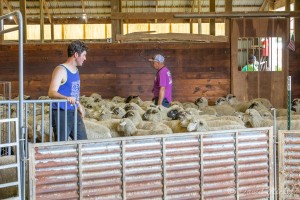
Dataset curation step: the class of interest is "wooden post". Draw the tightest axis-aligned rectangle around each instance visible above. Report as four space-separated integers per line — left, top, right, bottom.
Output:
20 0 27 43
225 0 232 38
51 16 54 43
198 0 202 34
295 0 300 43
0 0 3 43
286 0 290 11
111 0 122 42
209 0 215 35
40 0 44 43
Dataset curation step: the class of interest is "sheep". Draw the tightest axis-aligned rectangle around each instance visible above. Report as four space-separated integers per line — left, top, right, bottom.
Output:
122 110 173 133
187 118 246 132
213 104 237 116
142 107 163 122
90 93 102 102
215 97 230 106
182 102 198 109
117 118 171 136
0 155 19 198
244 108 300 132
92 119 122 137
194 97 209 109
162 120 188 133
124 102 145 115
194 97 218 116
111 96 126 103
275 108 296 117
83 119 112 139
248 101 273 118
250 98 273 109
208 115 245 125
111 107 126 119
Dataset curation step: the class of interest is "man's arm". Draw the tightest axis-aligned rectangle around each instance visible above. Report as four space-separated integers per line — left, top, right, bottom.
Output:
158 86 166 106
48 66 76 104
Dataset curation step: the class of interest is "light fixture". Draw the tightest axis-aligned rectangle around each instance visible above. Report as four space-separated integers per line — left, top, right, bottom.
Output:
82 14 86 19
9 16 13 20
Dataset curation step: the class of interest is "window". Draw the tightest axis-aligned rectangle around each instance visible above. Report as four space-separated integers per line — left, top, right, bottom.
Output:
238 37 282 72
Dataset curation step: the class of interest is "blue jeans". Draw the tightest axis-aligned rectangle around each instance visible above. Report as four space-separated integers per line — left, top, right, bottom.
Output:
52 109 87 141
154 97 170 108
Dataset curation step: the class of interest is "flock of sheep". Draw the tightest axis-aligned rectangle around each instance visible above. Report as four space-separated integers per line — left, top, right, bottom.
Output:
2 93 300 198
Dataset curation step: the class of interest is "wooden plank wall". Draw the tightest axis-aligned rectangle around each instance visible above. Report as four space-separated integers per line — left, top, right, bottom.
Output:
231 18 289 108
0 43 230 104
289 42 300 99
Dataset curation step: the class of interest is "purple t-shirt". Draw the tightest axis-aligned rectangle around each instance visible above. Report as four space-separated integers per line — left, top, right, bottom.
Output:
152 66 172 102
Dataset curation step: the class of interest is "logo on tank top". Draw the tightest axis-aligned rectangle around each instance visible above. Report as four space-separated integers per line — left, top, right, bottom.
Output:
71 80 80 101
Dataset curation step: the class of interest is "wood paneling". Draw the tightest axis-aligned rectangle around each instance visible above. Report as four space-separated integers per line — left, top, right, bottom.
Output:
231 18 289 108
0 42 230 104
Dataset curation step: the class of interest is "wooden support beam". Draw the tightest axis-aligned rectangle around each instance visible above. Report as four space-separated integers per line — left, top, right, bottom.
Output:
0 0 3 43
268 0 275 11
116 32 228 43
285 0 290 11
111 0 122 42
225 0 232 37
43 0 52 24
40 0 44 43
295 0 300 43
259 0 268 11
209 0 215 36
3 0 17 24
81 0 87 23
20 0 27 43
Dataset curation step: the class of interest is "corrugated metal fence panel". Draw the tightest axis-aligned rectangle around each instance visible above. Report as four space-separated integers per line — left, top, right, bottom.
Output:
237 130 273 200
29 128 274 200
278 130 300 200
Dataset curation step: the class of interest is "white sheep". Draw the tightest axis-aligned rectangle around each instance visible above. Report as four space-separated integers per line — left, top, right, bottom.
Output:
187 118 245 132
124 102 145 115
244 109 300 132
83 119 112 139
117 118 171 136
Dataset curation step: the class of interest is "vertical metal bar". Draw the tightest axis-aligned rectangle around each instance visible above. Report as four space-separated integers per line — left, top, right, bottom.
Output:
57 102 60 141
287 76 291 130
8 102 11 155
78 143 83 199
271 108 277 200
122 140 126 200
268 128 275 200
162 138 166 199
16 10 26 200
64 102 67 141
200 134 204 200
74 105 77 140
49 103 53 142
15 119 21 199
235 131 239 200
41 102 45 143
33 103 36 144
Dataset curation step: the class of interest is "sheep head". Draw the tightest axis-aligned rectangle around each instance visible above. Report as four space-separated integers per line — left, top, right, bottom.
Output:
215 97 227 105
187 118 205 132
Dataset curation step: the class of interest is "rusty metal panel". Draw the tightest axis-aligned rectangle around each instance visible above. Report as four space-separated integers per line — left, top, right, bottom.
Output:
278 130 300 200
29 127 274 200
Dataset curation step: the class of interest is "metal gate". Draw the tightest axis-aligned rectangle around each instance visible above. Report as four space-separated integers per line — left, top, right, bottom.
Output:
278 130 300 200
0 118 21 199
29 127 274 200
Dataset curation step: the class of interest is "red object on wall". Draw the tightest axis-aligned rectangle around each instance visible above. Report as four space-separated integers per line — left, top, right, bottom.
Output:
262 38 269 56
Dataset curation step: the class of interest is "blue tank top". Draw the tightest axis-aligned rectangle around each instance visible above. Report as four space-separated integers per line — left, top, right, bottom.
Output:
52 64 80 110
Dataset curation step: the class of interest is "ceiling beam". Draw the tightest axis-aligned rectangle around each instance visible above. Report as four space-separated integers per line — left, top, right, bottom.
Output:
259 0 268 11
3 0 18 24
43 0 52 24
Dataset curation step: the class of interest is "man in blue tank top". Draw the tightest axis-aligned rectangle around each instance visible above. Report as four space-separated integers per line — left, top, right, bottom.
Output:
48 40 88 141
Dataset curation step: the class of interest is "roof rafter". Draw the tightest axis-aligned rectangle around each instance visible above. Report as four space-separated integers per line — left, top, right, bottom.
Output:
3 0 18 24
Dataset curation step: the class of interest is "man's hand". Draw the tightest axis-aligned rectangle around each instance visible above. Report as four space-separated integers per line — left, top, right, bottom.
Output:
66 97 77 105
77 103 85 118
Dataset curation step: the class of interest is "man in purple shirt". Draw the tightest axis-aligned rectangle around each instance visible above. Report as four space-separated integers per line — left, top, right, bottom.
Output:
149 54 173 107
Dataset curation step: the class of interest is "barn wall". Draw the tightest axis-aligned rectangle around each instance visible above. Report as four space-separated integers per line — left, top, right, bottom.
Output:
289 42 300 100
0 43 230 104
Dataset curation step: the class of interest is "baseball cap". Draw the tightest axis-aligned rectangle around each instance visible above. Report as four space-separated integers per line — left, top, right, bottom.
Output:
248 55 256 61
148 54 165 63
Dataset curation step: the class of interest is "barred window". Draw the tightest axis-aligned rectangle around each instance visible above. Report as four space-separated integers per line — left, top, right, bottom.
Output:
238 37 282 72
